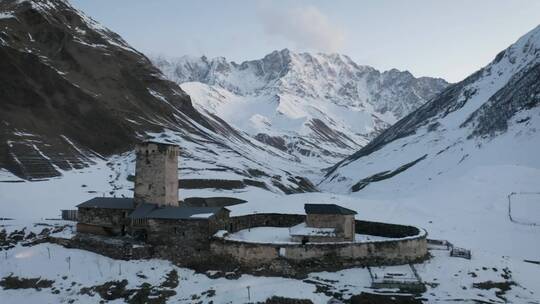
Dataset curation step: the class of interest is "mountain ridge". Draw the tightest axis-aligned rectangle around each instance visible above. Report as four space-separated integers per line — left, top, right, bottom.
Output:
0 0 321 194
321 24 540 191
152 49 448 165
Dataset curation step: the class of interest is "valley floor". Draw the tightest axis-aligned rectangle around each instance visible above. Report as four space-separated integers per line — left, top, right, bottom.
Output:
0 219 538 303
1 156 539 303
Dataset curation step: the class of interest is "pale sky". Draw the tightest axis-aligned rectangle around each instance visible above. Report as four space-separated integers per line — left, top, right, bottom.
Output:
70 0 540 82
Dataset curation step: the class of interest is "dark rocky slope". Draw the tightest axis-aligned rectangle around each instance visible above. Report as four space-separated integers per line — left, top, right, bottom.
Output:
0 0 213 178
0 0 316 194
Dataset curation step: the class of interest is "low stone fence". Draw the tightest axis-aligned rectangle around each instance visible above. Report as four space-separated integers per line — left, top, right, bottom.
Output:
64 213 427 276
211 214 428 271
49 234 152 260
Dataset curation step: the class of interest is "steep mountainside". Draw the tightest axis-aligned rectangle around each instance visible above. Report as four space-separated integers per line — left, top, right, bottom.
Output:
152 51 448 164
0 0 317 194
0 0 204 178
321 25 540 193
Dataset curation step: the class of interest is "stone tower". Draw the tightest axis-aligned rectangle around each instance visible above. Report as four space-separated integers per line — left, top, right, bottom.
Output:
134 141 179 206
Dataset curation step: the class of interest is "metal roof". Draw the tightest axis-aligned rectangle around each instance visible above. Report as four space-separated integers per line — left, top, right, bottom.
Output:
77 197 135 210
129 203 157 219
78 197 228 220
129 203 228 220
304 204 357 215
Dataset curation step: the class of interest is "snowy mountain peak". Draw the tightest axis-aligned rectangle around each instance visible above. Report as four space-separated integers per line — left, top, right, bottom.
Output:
152 50 448 165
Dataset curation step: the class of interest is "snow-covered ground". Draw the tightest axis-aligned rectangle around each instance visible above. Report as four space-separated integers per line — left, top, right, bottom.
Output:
2 117 540 302
1 161 540 302
1 242 328 303
1 220 538 303
509 192 540 226
0 159 131 220
223 226 391 244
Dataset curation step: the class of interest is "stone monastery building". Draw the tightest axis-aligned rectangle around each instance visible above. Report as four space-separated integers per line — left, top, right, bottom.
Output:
75 141 428 272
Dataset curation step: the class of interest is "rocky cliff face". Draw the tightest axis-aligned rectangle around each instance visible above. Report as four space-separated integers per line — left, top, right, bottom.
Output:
0 0 211 178
320 25 540 193
152 50 448 165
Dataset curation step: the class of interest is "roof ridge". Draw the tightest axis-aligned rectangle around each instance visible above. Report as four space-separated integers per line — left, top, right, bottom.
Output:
304 203 357 215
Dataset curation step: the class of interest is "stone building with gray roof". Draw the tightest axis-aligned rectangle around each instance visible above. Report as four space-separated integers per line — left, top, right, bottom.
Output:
72 141 428 271
76 142 230 262
290 204 357 243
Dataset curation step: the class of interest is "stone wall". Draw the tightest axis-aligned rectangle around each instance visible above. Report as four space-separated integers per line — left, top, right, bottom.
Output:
211 235 427 268
50 235 152 260
77 207 131 236
144 210 230 266
73 212 428 276
149 219 211 265
211 214 428 273
134 142 179 206
182 197 246 207
305 214 355 241
76 223 111 236
355 220 421 238
290 234 350 243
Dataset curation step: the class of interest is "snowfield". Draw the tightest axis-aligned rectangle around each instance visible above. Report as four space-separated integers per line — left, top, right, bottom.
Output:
509 192 540 226
1 152 539 303
222 226 392 244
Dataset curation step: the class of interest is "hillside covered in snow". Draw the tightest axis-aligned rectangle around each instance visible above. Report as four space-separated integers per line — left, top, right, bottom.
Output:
318 24 540 274
152 50 448 165
321 24 540 194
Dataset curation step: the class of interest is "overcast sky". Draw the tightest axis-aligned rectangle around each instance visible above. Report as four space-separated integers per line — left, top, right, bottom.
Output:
70 0 540 82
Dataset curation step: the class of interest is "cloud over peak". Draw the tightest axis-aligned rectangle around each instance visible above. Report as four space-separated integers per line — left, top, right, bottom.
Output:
259 4 345 53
